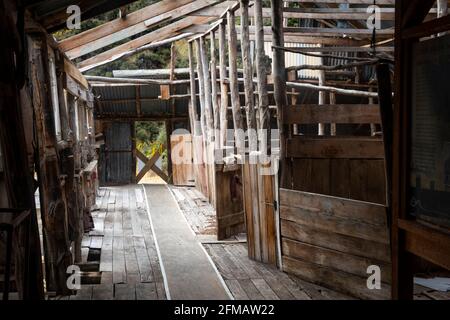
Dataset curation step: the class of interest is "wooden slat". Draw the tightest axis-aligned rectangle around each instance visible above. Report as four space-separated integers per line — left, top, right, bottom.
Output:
399 219 450 270
64 59 89 90
286 136 385 159
280 205 389 244
284 27 394 37
63 0 216 59
280 188 387 226
282 104 380 124
282 256 391 300
78 15 215 70
59 0 195 52
281 220 391 262
282 238 392 281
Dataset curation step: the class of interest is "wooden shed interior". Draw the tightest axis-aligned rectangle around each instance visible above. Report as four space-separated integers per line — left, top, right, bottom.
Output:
0 0 449 301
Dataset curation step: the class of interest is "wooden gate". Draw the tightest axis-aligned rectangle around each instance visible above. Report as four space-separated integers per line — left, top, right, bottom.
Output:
99 122 134 185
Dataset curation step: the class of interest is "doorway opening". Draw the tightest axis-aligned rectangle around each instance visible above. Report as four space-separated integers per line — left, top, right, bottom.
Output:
135 121 169 185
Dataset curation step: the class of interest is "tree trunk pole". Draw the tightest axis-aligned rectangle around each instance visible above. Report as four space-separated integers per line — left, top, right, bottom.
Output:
227 10 245 154
210 31 220 150
254 0 270 153
188 41 200 136
200 37 214 143
195 39 207 141
240 0 256 135
271 0 287 182
218 22 229 149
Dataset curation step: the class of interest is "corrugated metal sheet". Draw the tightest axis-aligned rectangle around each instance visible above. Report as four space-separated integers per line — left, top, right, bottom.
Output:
140 84 161 99
101 122 133 185
102 101 136 114
94 84 189 117
95 85 136 100
141 100 169 115
264 41 321 80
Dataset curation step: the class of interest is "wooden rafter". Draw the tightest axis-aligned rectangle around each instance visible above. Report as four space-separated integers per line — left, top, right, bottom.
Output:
63 0 228 59
77 15 216 71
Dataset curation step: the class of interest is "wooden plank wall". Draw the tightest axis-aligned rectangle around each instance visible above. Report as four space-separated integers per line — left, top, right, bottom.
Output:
280 188 391 300
192 135 209 198
215 164 246 240
170 134 195 186
284 103 387 205
243 162 277 265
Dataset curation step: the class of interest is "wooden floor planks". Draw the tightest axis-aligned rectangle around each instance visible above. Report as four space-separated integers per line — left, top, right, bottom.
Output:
70 185 166 300
170 186 217 235
204 243 354 300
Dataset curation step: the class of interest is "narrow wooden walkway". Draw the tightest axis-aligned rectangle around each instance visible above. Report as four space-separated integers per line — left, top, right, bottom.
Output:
144 184 231 300
70 185 166 300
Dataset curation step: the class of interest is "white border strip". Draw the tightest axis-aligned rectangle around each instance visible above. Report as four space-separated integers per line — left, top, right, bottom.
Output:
142 184 171 300
198 242 234 300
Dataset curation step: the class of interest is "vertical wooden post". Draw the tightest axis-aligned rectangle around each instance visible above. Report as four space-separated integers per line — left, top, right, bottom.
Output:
195 39 207 141
240 0 256 136
210 31 220 150
188 41 199 136
438 0 448 36
241 0 262 262
254 0 270 150
369 87 377 136
218 22 229 148
30 36 72 295
271 0 287 181
166 119 173 184
227 10 245 154
200 37 214 143
0 11 44 297
318 45 326 136
330 92 337 136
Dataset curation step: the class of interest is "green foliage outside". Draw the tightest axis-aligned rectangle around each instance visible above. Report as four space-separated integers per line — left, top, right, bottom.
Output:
135 121 167 172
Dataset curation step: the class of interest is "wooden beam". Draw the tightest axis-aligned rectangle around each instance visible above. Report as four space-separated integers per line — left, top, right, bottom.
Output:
64 58 89 89
227 9 245 153
286 137 385 159
254 0 270 147
77 15 214 71
195 39 207 139
282 104 381 124
59 0 195 52
218 21 229 148
210 31 220 150
286 82 380 98
65 0 222 59
199 37 214 141
240 0 256 133
284 27 394 37
271 0 287 160
188 41 200 135
85 75 190 85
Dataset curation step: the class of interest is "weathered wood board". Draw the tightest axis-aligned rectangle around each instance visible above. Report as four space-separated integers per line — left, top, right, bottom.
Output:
280 188 391 300
170 134 195 186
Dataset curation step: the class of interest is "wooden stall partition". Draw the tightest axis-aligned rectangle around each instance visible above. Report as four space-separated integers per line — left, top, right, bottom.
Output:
243 161 277 265
193 135 209 198
215 163 245 240
284 104 387 205
170 133 195 186
280 188 391 300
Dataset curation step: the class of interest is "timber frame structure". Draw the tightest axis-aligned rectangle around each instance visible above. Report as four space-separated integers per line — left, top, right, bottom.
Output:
1 0 450 301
